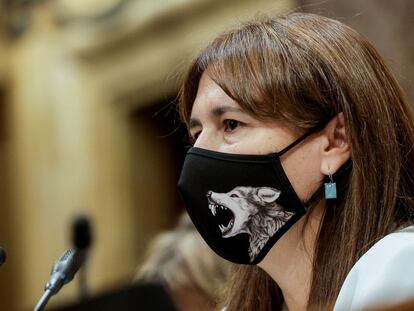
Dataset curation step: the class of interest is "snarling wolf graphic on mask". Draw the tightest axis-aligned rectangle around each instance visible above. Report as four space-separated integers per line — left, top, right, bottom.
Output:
206 186 294 262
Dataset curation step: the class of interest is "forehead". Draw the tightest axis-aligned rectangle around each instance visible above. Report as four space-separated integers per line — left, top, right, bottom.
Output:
190 73 241 119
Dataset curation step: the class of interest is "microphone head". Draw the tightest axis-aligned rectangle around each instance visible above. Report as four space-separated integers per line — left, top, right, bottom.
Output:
51 249 76 278
46 248 86 294
72 215 93 250
0 247 6 266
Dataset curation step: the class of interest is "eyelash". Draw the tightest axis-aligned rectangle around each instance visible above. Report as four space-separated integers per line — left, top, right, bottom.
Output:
190 119 243 143
224 119 241 133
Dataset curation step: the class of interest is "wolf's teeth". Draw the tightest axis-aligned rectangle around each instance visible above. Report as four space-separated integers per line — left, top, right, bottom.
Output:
224 219 234 231
219 224 224 232
209 204 214 215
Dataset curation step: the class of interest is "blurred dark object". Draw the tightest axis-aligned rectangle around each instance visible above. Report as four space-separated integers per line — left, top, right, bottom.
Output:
72 215 93 300
0 247 6 266
49 283 178 311
72 215 93 250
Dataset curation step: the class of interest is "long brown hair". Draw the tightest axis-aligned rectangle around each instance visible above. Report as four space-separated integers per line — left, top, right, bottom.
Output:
178 12 414 310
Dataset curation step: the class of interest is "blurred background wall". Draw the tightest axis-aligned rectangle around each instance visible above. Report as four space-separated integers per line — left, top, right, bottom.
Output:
298 0 414 105
0 0 412 310
0 0 292 310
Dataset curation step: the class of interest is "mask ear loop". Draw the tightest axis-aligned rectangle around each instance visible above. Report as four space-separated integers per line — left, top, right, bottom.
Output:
277 126 322 157
275 125 324 209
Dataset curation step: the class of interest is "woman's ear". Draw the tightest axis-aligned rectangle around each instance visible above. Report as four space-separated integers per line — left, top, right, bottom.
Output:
320 113 351 175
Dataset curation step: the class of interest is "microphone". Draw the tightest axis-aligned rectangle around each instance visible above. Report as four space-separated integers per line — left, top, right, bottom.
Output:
33 215 92 311
72 215 93 300
72 215 93 251
33 249 87 311
0 247 6 266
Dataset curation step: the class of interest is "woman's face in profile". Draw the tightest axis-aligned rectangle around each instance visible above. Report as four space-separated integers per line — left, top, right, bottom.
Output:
188 72 324 202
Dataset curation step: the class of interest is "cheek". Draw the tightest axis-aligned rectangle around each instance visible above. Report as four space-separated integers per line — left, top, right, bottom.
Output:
221 135 258 154
281 142 323 201
224 129 295 155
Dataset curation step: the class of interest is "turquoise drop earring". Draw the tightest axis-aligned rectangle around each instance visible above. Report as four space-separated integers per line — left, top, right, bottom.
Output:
324 170 337 199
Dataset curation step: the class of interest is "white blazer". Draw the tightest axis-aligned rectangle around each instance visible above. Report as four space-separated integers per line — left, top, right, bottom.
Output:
334 225 414 310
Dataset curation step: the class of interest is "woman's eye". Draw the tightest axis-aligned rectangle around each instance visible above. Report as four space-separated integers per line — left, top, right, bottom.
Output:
224 119 241 132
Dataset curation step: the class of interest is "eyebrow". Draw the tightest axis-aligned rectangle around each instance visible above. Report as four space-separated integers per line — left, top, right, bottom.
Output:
188 106 244 130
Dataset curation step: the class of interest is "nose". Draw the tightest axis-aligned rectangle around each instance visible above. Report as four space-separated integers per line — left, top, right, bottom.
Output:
207 191 212 198
193 128 220 151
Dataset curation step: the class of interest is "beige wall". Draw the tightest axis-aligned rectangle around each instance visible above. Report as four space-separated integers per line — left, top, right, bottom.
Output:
0 0 293 310
298 0 414 101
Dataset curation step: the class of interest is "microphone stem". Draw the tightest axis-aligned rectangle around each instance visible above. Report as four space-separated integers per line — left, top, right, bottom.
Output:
33 289 53 311
78 267 88 300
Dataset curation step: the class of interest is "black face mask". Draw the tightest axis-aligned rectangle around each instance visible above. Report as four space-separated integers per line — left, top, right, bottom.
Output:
177 129 319 265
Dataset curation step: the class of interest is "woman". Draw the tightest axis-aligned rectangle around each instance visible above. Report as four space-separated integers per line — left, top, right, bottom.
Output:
177 12 414 311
